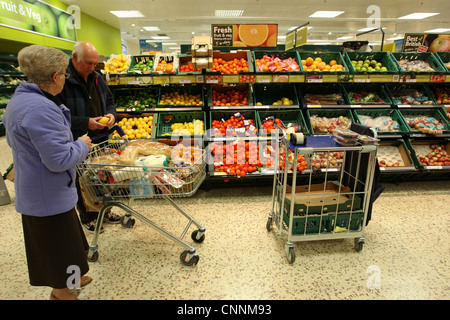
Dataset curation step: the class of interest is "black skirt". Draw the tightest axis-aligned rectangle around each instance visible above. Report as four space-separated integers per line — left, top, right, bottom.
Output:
21 208 90 289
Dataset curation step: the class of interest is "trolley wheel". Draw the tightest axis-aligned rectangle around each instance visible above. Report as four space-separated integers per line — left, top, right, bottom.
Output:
354 238 365 252
191 230 205 243
120 216 135 228
286 247 295 264
86 250 99 262
266 217 273 232
180 250 199 266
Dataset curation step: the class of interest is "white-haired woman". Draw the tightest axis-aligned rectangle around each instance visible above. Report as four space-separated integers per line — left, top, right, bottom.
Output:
3 45 93 300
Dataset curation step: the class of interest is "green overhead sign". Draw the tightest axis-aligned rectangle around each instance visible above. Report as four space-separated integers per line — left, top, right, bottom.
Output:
0 0 77 42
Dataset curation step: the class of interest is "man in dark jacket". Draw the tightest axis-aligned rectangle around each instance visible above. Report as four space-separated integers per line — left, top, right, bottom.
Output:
59 41 122 232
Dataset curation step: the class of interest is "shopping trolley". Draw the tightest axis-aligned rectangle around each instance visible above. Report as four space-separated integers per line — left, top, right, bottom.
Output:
266 126 378 263
76 138 206 266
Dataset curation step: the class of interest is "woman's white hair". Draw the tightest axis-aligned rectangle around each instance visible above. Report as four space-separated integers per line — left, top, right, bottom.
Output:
18 45 68 86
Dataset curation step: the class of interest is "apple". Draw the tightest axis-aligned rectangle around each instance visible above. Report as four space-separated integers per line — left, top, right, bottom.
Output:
58 14 77 41
33 2 58 37
429 36 450 53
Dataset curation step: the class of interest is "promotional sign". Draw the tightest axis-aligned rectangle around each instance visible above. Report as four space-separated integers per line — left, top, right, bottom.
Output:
212 24 277 47
139 39 162 53
295 26 307 47
0 0 77 42
285 32 295 51
402 33 450 52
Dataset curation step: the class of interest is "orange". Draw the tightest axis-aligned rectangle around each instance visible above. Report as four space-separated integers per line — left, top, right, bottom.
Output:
238 24 269 47
315 57 322 64
305 57 314 67
165 63 173 73
329 60 337 66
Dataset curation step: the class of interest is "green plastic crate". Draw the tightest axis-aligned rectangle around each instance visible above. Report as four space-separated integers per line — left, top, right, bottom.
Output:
344 51 399 74
391 52 447 74
158 85 205 107
385 83 436 105
156 111 206 138
257 109 309 136
208 83 253 107
128 55 155 74
297 51 349 73
399 108 450 135
426 83 450 105
306 109 356 135
253 50 303 73
405 138 450 170
434 52 450 73
253 83 300 106
328 211 365 232
298 83 346 107
353 108 411 135
342 83 393 105
209 110 258 139
178 53 202 75
114 87 159 111
207 50 254 74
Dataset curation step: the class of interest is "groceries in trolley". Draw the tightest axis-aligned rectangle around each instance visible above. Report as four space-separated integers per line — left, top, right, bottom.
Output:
81 140 204 197
332 128 379 146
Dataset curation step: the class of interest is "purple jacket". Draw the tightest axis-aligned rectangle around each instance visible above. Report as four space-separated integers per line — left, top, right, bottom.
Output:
3 82 89 217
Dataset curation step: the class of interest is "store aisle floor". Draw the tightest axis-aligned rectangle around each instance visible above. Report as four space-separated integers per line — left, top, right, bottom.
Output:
0 136 448 300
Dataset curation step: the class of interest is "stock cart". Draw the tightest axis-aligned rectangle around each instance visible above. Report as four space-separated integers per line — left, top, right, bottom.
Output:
266 128 378 263
76 139 206 266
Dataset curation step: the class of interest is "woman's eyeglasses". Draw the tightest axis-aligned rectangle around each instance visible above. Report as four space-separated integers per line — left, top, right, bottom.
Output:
55 72 70 79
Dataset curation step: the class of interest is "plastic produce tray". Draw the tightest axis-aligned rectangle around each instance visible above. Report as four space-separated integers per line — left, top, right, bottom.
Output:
128 55 155 74
156 111 206 138
157 85 205 107
391 52 447 74
353 108 410 136
344 51 399 74
306 109 356 135
253 50 303 73
298 83 346 107
399 108 450 135
385 83 436 106
298 51 349 73
342 83 393 105
257 109 309 136
208 83 253 107
253 83 299 106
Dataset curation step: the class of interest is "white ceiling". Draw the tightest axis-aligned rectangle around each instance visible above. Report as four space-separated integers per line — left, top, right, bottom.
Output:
61 0 450 49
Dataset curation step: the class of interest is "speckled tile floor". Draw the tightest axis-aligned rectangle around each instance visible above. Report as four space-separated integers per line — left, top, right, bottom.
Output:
0 136 449 300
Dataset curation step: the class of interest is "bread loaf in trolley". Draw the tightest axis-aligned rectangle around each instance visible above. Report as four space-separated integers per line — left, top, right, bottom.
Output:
118 141 173 165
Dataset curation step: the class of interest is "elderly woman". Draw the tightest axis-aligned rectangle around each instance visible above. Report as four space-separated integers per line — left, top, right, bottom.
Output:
3 45 93 300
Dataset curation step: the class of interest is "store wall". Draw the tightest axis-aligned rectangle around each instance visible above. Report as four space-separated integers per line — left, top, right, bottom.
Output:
0 0 121 56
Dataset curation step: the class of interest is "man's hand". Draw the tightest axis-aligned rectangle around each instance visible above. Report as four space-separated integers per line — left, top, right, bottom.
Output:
88 114 115 130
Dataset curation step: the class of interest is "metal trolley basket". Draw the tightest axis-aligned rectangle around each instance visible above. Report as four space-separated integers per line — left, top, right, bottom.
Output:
76 139 206 266
266 127 378 263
